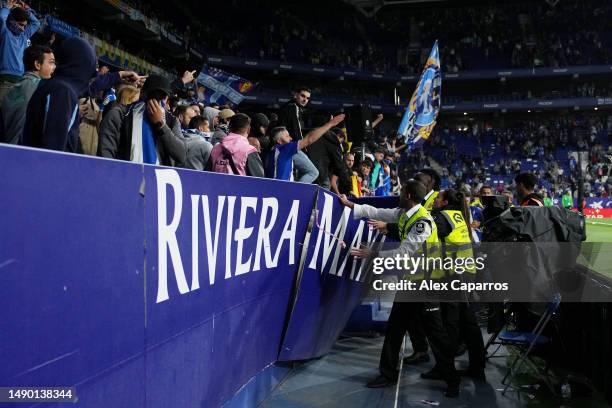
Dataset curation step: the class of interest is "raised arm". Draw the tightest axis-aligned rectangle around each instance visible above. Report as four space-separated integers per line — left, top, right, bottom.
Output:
0 0 14 30
0 7 9 24
24 7 41 38
338 195 403 223
371 113 383 129
298 113 345 150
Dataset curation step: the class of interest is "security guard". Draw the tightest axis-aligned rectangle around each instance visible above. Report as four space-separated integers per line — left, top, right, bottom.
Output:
417 169 440 211
340 179 461 398
423 188 486 381
378 189 486 382
401 169 441 365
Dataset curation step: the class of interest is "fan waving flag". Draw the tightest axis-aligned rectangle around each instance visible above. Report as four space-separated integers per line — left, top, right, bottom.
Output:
397 41 441 151
196 66 254 106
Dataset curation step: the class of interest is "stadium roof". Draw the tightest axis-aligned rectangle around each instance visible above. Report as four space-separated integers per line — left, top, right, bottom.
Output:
342 0 447 17
343 0 563 17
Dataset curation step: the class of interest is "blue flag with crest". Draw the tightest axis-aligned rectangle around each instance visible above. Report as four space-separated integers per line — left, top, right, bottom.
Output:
196 66 254 106
397 41 441 151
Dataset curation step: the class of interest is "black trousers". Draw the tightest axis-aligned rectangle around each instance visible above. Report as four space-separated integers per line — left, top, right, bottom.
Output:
441 302 486 371
407 302 429 353
379 300 459 384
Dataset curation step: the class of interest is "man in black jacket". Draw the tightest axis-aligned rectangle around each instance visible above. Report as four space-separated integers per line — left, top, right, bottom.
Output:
97 75 186 166
278 86 310 141
308 130 351 192
278 86 315 181
515 172 544 207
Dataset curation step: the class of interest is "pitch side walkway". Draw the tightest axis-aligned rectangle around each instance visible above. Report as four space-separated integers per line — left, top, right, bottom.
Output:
261 334 525 408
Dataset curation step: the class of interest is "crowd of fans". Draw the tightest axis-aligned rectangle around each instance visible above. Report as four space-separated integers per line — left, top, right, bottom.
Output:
1 0 610 205
47 0 612 75
444 81 612 105
20 0 612 77
7 0 612 118
428 116 612 199
0 2 401 198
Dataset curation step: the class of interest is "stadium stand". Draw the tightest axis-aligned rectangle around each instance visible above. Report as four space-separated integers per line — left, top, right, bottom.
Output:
1 0 612 406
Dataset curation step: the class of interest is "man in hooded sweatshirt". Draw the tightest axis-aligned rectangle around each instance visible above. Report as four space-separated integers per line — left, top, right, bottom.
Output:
0 0 41 100
97 74 186 166
202 106 219 143
22 37 97 152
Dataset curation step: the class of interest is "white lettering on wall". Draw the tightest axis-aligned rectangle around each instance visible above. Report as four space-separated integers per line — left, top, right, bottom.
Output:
156 169 189 303
307 193 350 273
253 197 278 271
234 197 258 275
201 195 225 286
272 200 300 267
225 196 236 279
337 219 365 278
191 195 200 292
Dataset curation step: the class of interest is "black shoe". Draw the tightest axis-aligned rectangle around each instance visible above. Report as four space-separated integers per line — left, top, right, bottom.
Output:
458 368 486 381
445 381 460 398
366 375 397 388
420 369 444 381
403 351 430 365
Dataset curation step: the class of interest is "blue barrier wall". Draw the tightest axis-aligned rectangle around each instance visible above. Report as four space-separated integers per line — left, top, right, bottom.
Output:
279 191 386 361
0 145 379 407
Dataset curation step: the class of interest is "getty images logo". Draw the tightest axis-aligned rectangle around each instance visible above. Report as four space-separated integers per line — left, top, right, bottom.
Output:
154 169 301 303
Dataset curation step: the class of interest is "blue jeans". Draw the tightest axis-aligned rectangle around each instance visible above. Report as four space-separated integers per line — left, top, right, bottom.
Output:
293 150 319 184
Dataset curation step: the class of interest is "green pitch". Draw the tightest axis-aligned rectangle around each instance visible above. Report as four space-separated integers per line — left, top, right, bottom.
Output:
582 219 612 278
586 218 612 242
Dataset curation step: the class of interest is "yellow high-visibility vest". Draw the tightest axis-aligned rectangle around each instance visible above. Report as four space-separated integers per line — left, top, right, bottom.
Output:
440 210 476 275
423 191 439 211
397 205 444 280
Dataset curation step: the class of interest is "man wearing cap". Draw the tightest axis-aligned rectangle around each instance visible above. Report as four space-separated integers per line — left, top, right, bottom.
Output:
210 108 235 145
249 112 271 155
97 74 186 166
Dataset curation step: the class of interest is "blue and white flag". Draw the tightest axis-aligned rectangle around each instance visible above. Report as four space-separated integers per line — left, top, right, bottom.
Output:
196 66 254 106
397 41 441 151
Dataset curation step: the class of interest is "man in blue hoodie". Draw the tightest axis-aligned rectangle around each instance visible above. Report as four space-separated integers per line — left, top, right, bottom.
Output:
22 37 97 152
0 44 55 144
0 0 41 100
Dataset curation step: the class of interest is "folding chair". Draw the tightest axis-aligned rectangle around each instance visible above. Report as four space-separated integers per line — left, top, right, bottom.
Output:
500 294 562 396
484 301 513 359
